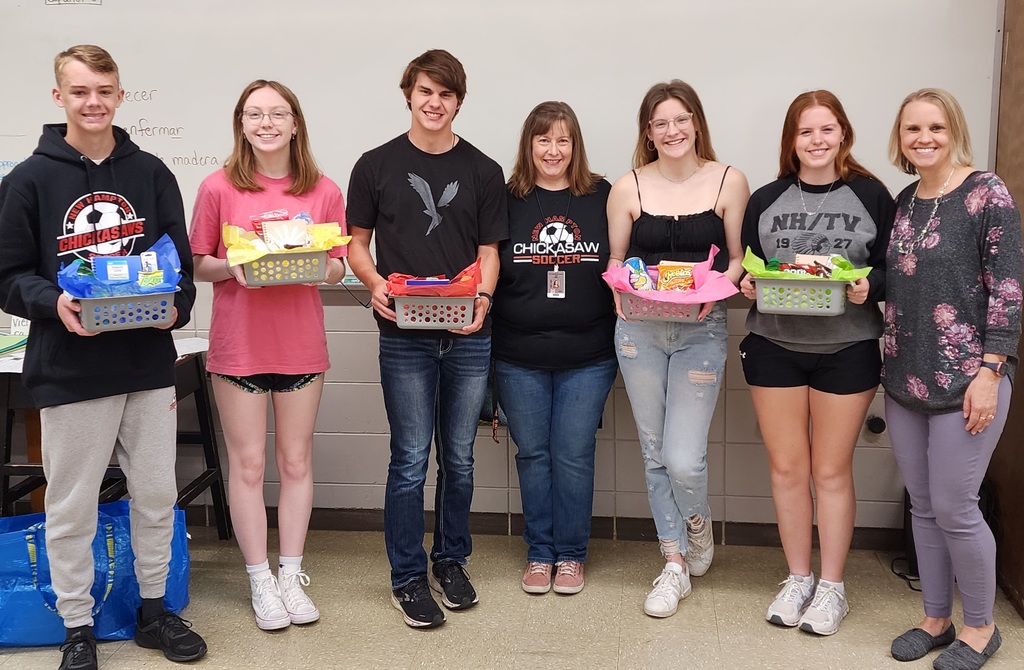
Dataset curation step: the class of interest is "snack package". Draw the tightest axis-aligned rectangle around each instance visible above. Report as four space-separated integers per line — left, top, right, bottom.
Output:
602 245 739 305
624 257 654 290
656 261 696 291
223 221 349 267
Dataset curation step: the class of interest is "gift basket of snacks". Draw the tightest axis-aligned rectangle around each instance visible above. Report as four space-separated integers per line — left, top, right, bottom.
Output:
741 248 871 316
602 245 738 321
223 210 349 287
388 259 482 330
57 234 183 333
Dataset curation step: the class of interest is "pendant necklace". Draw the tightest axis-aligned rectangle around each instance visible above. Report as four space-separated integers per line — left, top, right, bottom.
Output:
896 166 955 255
796 177 836 217
657 161 702 184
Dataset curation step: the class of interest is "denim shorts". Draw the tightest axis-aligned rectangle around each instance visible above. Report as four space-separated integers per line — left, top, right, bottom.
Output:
215 372 322 394
739 333 880 394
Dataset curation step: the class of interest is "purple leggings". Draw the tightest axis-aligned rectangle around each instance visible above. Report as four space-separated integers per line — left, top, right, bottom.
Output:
884 378 1010 627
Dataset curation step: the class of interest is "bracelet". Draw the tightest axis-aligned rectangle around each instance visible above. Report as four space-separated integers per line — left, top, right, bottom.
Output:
477 291 493 314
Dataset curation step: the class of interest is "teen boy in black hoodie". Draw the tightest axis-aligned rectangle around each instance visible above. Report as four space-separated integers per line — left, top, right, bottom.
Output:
0 45 206 669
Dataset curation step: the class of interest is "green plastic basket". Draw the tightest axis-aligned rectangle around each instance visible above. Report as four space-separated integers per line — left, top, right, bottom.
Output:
755 278 847 316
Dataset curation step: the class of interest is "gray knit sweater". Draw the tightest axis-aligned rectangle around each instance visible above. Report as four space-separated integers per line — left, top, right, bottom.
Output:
882 171 1023 414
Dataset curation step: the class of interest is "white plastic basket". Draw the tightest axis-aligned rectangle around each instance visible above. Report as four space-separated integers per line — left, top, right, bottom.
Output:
393 296 475 329
622 294 699 322
755 278 847 316
79 292 176 332
242 250 327 287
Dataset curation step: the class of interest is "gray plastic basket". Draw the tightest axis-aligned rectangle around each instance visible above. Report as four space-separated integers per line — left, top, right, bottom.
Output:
622 294 699 322
755 278 847 316
79 292 176 332
242 250 327 287
393 296 475 329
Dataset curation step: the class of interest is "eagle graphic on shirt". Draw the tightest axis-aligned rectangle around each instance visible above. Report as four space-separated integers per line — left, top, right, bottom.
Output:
407 173 459 236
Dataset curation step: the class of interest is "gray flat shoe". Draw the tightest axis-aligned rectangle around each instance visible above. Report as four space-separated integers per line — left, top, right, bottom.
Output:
891 624 956 661
932 626 1001 670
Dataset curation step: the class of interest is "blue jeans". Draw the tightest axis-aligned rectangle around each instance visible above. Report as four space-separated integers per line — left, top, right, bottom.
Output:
495 358 618 564
614 304 727 550
379 333 491 589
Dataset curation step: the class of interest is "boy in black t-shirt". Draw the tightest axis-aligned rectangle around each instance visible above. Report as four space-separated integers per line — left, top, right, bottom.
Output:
346 49 508 629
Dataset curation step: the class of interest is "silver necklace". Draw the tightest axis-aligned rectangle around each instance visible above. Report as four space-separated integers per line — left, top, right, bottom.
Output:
657 161 702 184
896 166 955 255
796 177 835 217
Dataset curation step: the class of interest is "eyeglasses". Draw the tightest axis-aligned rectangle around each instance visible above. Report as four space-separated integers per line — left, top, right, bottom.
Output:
649 112 694 133
241 109 294 124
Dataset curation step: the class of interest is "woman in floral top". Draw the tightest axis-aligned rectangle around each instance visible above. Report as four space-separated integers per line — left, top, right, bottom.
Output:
884 88 1021 670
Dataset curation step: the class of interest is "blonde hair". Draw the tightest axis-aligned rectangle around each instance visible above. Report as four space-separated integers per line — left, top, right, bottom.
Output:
54 45 119 86
224 80 321 195
888 88 974 175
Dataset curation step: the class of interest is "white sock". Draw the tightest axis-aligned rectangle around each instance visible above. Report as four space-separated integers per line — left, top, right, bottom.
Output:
246 560 272 582
792 572 815 587
278 555 303 575
818 578 845 596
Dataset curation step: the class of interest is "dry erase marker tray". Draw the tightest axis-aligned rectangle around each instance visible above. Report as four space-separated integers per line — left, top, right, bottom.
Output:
622 294 700 322
754 277 847 316
79 292 176 332
242 250 328 287
392 296 475 329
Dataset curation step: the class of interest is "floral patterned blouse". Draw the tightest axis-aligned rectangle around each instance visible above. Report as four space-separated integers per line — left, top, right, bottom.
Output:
883 171 1022 414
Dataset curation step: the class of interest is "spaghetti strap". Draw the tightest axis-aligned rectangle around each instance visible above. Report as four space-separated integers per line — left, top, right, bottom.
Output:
713 166 731 211
631 169 644 211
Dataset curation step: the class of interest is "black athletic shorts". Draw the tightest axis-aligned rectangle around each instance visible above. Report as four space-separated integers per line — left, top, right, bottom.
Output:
739 333 880 394
215 372 322 395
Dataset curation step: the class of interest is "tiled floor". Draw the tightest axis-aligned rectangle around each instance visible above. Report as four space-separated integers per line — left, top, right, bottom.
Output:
2 529 1022 669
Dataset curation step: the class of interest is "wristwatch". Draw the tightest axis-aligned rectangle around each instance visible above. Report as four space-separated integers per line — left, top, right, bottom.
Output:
477 291 493 315
980 361 1007 377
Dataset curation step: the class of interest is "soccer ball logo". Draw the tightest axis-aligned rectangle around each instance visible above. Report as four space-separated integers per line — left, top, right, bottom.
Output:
539 221 573 246
76 201 128 255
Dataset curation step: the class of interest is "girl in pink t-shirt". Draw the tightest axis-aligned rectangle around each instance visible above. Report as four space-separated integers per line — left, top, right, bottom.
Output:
188 80 346 632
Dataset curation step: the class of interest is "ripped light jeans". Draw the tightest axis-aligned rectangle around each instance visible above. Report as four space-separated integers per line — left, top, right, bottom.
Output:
615 304 727 552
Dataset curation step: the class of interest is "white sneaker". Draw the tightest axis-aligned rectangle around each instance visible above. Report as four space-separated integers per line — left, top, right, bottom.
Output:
766 574 815 627
279 569 320 624
798 582 849 636
684 514 714 577
643 562 691 618
250 573 291 630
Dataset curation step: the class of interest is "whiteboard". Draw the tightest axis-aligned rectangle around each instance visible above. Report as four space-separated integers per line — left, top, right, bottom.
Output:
0 0 1004 211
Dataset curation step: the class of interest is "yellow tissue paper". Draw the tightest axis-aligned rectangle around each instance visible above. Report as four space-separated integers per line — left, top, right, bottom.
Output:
222 222 351 267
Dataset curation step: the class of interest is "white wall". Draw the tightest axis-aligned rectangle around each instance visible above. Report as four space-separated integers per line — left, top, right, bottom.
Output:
0 1 1005 529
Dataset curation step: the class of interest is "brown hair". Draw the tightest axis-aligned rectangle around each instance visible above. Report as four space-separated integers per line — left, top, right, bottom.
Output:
54 45 119 86
223 80 321 195
508 101 602 199
632 80 716 169
888 88 974 175
778 90 879 182
399 50 467 116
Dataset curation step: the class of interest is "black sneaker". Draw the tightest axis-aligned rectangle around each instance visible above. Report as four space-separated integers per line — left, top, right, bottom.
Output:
59 628 97 670
391 577 445 629
429 561 479 610
134 609 208 662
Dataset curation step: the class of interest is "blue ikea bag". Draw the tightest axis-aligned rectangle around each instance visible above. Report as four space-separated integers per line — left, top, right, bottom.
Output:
0 500 190 646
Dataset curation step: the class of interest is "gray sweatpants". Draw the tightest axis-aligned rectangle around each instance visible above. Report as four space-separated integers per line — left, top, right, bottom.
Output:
40 387 178 628
885 377 1011 628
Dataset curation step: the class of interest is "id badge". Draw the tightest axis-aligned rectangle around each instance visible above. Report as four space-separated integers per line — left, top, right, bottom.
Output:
547 270 566 299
